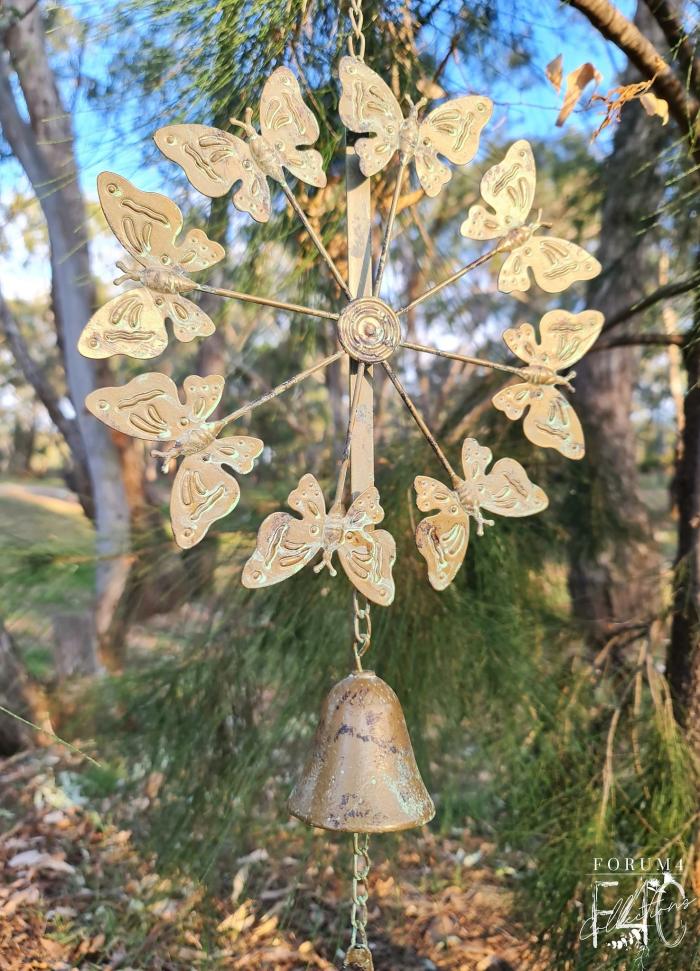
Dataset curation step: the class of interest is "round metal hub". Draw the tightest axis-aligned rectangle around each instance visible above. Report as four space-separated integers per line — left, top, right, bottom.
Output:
337 297 401 363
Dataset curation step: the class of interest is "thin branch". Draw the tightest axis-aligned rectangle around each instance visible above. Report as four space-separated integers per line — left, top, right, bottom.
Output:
641 0 700 89
592 332 686 350
382 360 459 481
194 283 338 321
374 157 408 298
218 350 344 428
397 245 501 316
280 181 352 299
601 271 700 333
401 340 526 377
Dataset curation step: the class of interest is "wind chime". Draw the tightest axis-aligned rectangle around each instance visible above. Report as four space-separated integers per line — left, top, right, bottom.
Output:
79 1 604 964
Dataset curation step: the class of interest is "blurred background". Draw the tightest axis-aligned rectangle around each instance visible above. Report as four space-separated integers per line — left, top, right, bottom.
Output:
1 0 699 968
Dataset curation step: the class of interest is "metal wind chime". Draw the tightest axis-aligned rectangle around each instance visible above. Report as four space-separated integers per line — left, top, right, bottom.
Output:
79 1 604 964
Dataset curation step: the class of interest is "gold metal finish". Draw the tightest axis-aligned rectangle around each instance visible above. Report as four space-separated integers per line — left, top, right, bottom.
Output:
78 173 225 359
154 67 326 224
339 57 492 199
279 181 352 299
396 246 500 317
461 140 602 294
415 437 548 591
85 374 262 548
287 670 435 832
400 339 526 378
338 297 401 363
345 834 373 968
195 283 339 321
373 156 407 297
241 473 396 606
493 309 605 459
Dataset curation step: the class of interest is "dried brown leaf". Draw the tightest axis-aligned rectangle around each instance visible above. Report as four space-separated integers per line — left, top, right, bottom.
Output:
639 91 669 125
557 62 603 127
545 54 563 93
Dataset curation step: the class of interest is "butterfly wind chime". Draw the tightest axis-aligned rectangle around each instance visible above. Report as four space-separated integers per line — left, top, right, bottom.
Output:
79 2 604 963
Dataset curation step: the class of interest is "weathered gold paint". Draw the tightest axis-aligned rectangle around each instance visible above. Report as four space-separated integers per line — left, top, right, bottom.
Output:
288 671 435 833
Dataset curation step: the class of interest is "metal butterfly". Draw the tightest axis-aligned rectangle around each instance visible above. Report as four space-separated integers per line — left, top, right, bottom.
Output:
242 473 396 605
85 373 263 549
339 56 492 197
414 438 548 591
460 139 601 293
78 173 224 360
493 309 605 460
154 67 326 224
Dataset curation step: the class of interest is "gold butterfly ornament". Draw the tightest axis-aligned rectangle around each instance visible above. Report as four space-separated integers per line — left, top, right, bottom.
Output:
85 373 263 549
154 67 326 223
339 57 492 197
461 139 601 293
242 474 396 605
493 309 605 460
415 438 548 591
78 173 224 360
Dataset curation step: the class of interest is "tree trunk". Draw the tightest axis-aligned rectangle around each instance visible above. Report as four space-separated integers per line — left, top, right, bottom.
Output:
0 0 132 662
567 3 667 645
0 620 51 756
667 253 700 758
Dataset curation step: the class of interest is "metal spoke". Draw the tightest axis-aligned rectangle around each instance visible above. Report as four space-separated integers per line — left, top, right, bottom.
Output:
333 360 366 506
396 244 502 316
219 350 345 429
280 181 353 300
381 360 458 482
400 340 526 378
373 157 408 299
195 283 338 321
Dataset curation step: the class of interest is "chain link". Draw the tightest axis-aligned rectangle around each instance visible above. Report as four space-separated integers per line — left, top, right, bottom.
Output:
347 0 366 60
350 832 371 949
352 592 372 671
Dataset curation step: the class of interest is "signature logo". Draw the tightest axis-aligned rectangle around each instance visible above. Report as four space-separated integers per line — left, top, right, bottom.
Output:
580 858 696 962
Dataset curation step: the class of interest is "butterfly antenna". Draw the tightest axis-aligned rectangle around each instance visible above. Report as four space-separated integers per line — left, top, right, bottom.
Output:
534 208 553 230
114 259 136 286
229 107 255 133
150 447 174 473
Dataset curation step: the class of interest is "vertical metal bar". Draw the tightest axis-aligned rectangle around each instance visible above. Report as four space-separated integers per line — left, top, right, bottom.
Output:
345 145 374 500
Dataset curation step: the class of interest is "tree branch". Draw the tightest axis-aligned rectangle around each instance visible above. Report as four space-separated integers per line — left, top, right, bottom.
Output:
567 0 699 155
593 332 686 350
601 271 700 333
642 0 700 90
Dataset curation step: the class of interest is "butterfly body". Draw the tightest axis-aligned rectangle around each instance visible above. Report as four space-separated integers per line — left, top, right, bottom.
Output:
493 309 604 459
339 57 492 197
242 474 396 604
414 439 547 591
461 140 601 293
86 373 263 548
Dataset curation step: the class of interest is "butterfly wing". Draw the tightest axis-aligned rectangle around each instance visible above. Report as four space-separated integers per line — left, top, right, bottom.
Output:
338 56 402 177
85 372 187 442
460 437 494 481
491 382 534 422
501 322 539 365
241 474 326 588
414 475 469 592
259 67 326 188
338 486 395 605
154 124 271 223
537 309 605 368
461 139 536 240
478 458 549 518
415 95 492 198
179 374 225 423
170 454 241 549
78 289 168 360
207 435 264 474
500 236 601 294
158 293 216 342
523 387 585 460
97 172 224 272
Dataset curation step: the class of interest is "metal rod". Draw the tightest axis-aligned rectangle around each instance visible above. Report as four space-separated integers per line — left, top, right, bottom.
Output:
381 360 458 482
195 283 338 321
280 181 353 300
397 244 502 316
400 340 526 378
333 361 366 506
219 350 345 428
373 156 408 298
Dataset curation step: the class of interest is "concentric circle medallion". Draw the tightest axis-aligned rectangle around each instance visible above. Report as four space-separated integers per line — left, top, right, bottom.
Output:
337 297 401 363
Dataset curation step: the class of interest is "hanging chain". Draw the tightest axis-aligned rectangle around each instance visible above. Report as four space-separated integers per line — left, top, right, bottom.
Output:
352 592 372 671
343 833 373 968
347 0 366 60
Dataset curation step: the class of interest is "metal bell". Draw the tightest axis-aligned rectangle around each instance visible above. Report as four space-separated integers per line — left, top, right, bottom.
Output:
288 670 435 833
